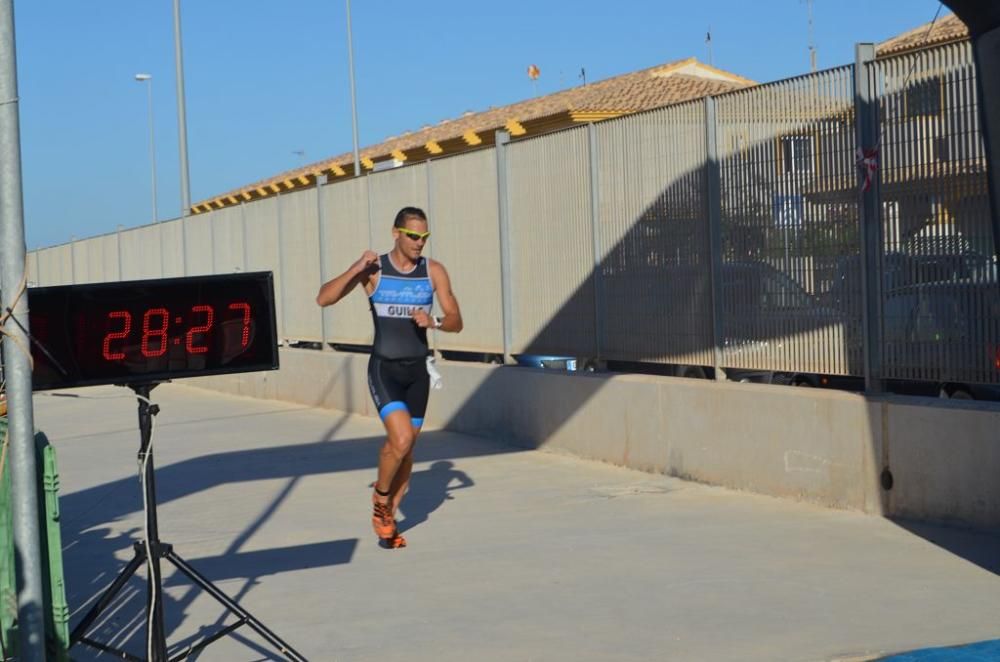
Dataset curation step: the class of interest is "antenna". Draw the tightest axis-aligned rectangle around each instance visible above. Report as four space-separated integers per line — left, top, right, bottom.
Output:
805 0 817 72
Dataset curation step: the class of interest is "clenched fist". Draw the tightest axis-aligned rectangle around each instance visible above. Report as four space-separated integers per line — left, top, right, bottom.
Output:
352 250 380 275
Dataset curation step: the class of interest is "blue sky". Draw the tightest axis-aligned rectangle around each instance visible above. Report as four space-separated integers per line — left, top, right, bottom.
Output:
13 0 945 249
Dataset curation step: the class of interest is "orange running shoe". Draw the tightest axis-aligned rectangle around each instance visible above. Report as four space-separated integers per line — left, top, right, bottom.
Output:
378 532 407 549
371 492 397 541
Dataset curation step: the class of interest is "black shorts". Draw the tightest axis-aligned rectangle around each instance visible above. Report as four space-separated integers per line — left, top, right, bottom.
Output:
367 355 430 427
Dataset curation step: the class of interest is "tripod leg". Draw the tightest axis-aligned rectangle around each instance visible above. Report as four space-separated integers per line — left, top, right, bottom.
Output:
164 550 308 662
70 549 146 645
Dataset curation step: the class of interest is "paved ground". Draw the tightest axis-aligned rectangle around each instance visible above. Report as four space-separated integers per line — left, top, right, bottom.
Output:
30 383 1000 662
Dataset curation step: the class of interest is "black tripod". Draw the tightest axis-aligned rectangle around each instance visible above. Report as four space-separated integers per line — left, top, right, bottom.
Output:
69 383 307 662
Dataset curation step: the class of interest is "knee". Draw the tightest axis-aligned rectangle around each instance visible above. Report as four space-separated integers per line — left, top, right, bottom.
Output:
386 428 416 457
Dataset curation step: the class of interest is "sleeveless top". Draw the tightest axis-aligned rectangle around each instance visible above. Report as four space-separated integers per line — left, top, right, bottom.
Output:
368 253 434 359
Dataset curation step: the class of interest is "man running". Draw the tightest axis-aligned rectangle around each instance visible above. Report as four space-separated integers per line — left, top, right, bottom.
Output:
316 206 463 548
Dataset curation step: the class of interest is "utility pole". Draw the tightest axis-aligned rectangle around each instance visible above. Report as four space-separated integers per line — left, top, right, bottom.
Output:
0 1 47 659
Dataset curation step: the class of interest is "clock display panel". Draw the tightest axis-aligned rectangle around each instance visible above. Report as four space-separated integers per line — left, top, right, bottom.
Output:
28 272 279 390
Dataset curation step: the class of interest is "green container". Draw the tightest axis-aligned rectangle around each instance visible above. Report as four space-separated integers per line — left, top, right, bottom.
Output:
0 418 69 661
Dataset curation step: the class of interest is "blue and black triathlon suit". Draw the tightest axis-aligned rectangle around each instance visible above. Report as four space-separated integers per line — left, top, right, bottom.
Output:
367 253 433 427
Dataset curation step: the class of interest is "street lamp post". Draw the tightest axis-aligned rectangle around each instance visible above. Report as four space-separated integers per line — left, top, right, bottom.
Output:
135 73 158 224
346 0 361 176
173 0 191 217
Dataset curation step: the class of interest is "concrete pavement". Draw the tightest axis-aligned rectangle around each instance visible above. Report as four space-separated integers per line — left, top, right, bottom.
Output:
32 383 1000 661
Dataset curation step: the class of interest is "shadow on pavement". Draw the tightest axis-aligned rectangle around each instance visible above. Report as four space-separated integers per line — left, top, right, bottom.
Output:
60 406 499 659
891 518 1000 576
397 460 475 534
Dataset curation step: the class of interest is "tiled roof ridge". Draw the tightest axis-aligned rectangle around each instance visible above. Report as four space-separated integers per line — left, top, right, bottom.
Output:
200 57 755 207
877 12 969 56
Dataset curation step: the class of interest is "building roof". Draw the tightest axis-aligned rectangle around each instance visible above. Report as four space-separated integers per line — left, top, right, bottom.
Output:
877 12 969 57
192 58 754 213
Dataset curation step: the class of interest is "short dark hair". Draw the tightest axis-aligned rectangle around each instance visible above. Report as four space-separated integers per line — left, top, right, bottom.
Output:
393 206 427 228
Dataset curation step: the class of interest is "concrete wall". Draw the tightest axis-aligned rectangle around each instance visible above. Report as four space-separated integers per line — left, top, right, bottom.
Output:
186 348 1000 530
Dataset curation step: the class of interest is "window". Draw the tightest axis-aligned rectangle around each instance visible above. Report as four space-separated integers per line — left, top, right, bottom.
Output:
780 135 814 174
905 76 943 118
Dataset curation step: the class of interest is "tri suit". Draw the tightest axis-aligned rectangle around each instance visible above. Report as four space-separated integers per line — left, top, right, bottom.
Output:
367 253 433 427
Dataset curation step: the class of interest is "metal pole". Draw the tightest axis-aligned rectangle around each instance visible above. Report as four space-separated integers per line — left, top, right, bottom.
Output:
134 386 168 662
173 0 192 217
116 224 124 280
70 236 77 284
366 171 375 248
704 96 727 381
587 123 605 364
0 2 47 659
180 210 188 276
240 201 249 272
276 193 287 342
346 0 361 176
316 175 331 350
854 43 884 393
495 130 514 363
970 26 1000 265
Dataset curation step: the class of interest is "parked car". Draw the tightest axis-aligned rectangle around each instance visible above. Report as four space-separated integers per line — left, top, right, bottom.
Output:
879 280 1000 400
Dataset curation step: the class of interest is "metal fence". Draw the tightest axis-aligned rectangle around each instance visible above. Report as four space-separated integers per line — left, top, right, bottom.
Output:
873 42 998 386
716 65 862 376
27 41 1000 389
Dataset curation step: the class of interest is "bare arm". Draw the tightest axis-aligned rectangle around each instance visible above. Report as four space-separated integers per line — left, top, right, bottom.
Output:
316 250 379 307
411 259 463 333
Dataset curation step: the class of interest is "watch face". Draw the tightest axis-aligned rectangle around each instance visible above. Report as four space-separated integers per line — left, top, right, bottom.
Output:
28 272 279 391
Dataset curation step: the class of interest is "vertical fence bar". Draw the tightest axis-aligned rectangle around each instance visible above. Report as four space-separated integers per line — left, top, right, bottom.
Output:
587 123 605 363
854 43 884 392
209 208 217 275
704 97 726 380
316 175 331 350
425 159 435 261
69 236 77 283
425 160 440 350
159 220 166 277
180 209 188 276
495 130 514 362
240 202 249 273
116 224 124 280
276 192 287 341
367 172 375 249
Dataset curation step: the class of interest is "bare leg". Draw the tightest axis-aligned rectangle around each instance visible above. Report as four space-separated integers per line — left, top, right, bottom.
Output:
390 426 419 515
371 411 416 544
375 411 416 495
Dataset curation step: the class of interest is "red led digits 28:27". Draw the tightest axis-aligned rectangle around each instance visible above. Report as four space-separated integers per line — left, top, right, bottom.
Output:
100 303 252 361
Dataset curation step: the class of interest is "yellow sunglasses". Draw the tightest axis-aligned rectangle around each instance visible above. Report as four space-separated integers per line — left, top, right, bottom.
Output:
397 229 431 241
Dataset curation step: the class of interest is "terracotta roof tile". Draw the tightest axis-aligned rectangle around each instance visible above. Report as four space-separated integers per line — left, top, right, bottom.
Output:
199 57 754 207
877 12 969 57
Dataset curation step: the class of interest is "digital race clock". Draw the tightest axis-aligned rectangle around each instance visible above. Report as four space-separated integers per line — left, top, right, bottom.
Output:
28 272 279 391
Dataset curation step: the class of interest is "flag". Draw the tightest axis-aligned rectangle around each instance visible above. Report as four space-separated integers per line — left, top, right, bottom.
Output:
856 147 879 192
527 64 540 80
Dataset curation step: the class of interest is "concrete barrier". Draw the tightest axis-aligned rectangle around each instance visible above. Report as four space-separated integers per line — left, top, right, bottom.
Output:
186 348 1000 530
